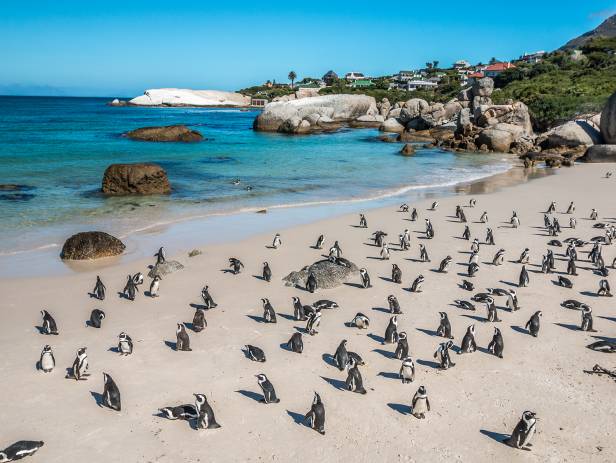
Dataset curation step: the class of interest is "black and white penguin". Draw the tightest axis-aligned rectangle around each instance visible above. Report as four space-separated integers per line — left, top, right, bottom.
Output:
486 297 500 322
430 201 439 211
547 201 556 214
117 332 133 355
132 272 144 286
154 246 166 264
566 201 575 214
201 286 218 309
262 262 272 282
388 295 402 314
425 219 434 239
350 312 370 329
176 323 192 351
159 404 198 421
469 198 476 208
487 288 509 297
272 233 282 249
525 311 542 337
586 340 616 353
461 280 474 291
69 347 89 380
40 310 58 335
467 262 480 277
462 225 471 241
306 272 318 293
561 299 587 310
245 345 266 362
391 264 402 284
434 340 455 369
411 386 430 419
229 258 244 274
479 211 488 223
334 340 349 370
419 244 430 262
348 351 365 366
570 217 577 229
359 214 367 228
436 312 453 339
384 316 399 344
438 256 452 273
92 276 106 300
506 290 520 311
345 357 367 394
488 327 504 358
518 248 530 264
400 203 409 212
122 275 138 301
566 257 577 276
410 274 425 292
306 309 322 335
557 275 573 289
492 248 505 266
380 244 390 260
303 392 325 435
360 268 371 288
590 208 598 220
292 297 307 321
38 345 55 373
597 279 612 297
394 332 409 359
454 299 476 311
0 441 44 462
504 411 537 450
262 298 277 323
102 372 121 411
149 275 161 297
313 299 339 310
315 234 325 249
469 251 479 265
458 325 477 354
287 332 303 353
192 308 207 332
399 357 415 383
519 265 529 287
471 238 480 253
89 309 105 329
581 306 596 332
511 212 520 228
256 374 280 403
329 240 343 259
540 255 550 274
485 227 495 245
372 231 387 247
194 393 221 429
410 208 418 221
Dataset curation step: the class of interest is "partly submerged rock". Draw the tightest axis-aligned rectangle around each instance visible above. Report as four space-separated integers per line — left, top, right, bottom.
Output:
102 163 171 195
283 259 360 289
148 260 184 278
125 125 203 142
400 144 416 156
60 231 125 260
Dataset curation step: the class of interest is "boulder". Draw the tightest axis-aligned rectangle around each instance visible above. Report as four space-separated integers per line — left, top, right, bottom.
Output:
380 118 405 133
443 101 463 119
398 130 435 143
60 231 125 260
283 259 360 289
456 108 473 136
475 102 533 135
388 108 402 119
600 91 616 144
148 260 184 278
400 144 416 156
125 125 203 142
538 120 602 150
129 88 250 107
399 98 429 124
472 77 494 97
102 163 171 195
457 87 473 102
476 128 514 152
350 114 385 128
378 98 391 117
581 144 616 162
430 125 456 142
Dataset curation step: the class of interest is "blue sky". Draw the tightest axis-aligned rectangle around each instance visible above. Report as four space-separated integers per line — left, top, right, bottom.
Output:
1 1 615 97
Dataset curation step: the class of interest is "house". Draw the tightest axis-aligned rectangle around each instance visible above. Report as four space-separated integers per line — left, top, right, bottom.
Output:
396 70 420 82
453 60 471 69
322 70 338 86
403 80 438 91
467 72 485 84
483 62 516 77
345 71 366 81
519 51 546 64
350 78 374 88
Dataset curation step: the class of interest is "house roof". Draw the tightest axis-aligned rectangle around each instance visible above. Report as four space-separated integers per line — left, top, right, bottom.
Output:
468 72 485 78
484 62 516 72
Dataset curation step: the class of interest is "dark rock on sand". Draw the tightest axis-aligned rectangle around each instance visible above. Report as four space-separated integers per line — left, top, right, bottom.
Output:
581 144 616 162
60 231 126 260
102 163 171 195
283 259 360 289
148 260 184 278
125 125 203 142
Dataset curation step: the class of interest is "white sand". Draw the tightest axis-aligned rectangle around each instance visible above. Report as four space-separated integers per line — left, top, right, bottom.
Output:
1 164 615 462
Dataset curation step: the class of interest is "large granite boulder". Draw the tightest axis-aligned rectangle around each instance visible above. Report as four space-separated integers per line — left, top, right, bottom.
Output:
378 98 391 117
472 77 494 97
253 94 377 133
399 98 430 123
476 128 514 152
581 144 616 162
102 163 171 195
125 125 203 142
475 102 533 135
380 118 405 133
538 120 602 150
148 260 184 278
600 91 616 144
60 231 125 260
129 88 250 107
283 259 360 289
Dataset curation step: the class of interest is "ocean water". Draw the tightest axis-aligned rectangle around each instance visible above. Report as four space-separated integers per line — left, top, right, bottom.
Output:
0 96 513 256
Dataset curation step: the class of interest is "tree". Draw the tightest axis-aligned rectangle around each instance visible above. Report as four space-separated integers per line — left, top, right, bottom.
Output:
433 60 439 69
288 71 297 88
489 57 498 65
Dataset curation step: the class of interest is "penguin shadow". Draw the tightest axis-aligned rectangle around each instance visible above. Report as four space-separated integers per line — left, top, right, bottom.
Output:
476 346 491 355
286 410 309 428
184 323 198 332
320 376 346 391
405 258 426 263
367 333 385 343
378 276 395 283
456 272 470 278
453 236 469 240
108 346 120 353
416 359 440 369
321 353 338 368
235 390 263 402
498 280 519 288
163 340 177 350
246 314 266 323
344 282 366 289
293 325 308 334
264 245 277 249
220 269 237 274
461 314 488 323
591 334 616 343
90 391 104 407
189 303 209 310
480 429 511 446
415 327 438 337
371 306 391 314
252 275 268 282
598 316 616 323
310 245 322 250
366 256 384 261
555 322 580 331
377 371 400 380
117 291 130 300
34 325 48 335
372 348 395 359
277 312 296 321
579 291 599 298
279 342 294 352
350 225 367 229
510 325 529 335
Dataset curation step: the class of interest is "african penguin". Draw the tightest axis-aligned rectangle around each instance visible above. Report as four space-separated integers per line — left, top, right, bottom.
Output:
287 332 303 353
384 316 399 344
159 404 198 421
245 345 266 362
149 275 161 297
350 312 370 329
69 347 89 380
458 325 477 354
262 298 277 323
0 441 44 462
117 332 133 355
303 392 325 435
504 411 537 450
388 295 402 314
488 327 504 358
411 386 430 419
192 308 207 332
436 312 453 339
38 345 55 373
334 340 349 370
194 393 222 429
92 276 106 300
434 340 455 369
102 372 121 411
345 357 367 394
410 275 425 292
88 309 105 329
256 374 280 403
176 323 192 351
360 268 371 288
40 310 58 335
525 311 542 337
394 332 409 359
399 357 415 383
262 262 272 282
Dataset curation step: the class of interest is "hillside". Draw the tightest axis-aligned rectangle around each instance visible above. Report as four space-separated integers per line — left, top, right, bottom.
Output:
560 13 616 50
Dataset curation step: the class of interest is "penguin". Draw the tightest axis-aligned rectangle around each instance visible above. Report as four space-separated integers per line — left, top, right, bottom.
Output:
303 392 325 435
504 411 538 450
461 280 474 291
525 311 542 337
566 201 575 214
201 286 218 309
487 288 509 296
159 404 198 421
547 239 562 247
40 310 58 335
192 308 207 332
557 275 573 289
380 244 390 260
454 300 476 311
425 219 434 239
384 316 399 344
314 300 339 311
403 229 411 249
566 257 577 276
256 374 280 403
472 293 492 303
561 299 587 310
330 240 343 258
306 309 322 335
359 214 367 228
132 272 144 286
102 372 121 411
391 264 402 284
570 217 576 229
176 323 192 351
467 262 480 277
458 325 477 354
469 198 476 207
306 272 318 293
194 393 222 429
511 212 520 228
400 203 409 212
471 238 480 253
348 351 365 366
229 258 244 274
436 312 453 339
147 275 160 297
117 332 133 355
459 208 467 223
581 306 596 332
410 275 425 292
606 171 612 178
586 340 616 353
411 386 430 419
334 340 349 370
89 309 105 329
287 332 303 353
410 208 418 221
69 347 89 380
360 268 371 288
430 201 439 211
590 208 598 220
438 256 452 273
345 357 367 394
518 248 530 264
492 248 505 266
462 225 471 240
419 244 430 262
272 233 282 249
488 327 504 358
547 201 556 213
486 297 500 322
262 262 272 282
541 255 550 274
399 357 415 383
519 265 529 287
315 234 325 249
245 345 266 362
38 345 55 373
154 247 166 264
350 312 370 329
479 211 488 223
92 276 106 300
372 231 387 247
485 228 495 245
434 340 455 369
553 218 561 234
262 298 277 323
394 332 409 359
388 295 402 314
506 290 520 311
122 275 138 301
0 441 45 462
292 297 307 321
597 279 612 297
469 251 479 265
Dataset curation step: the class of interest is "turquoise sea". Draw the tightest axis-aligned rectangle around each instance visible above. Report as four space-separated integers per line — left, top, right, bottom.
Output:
0 96 513 257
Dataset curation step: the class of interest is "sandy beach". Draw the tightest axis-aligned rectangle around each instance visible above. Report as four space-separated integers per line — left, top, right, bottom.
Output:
1 163 615 462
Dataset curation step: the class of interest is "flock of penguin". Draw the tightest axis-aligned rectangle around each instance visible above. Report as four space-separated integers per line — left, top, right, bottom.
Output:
5 182 616 461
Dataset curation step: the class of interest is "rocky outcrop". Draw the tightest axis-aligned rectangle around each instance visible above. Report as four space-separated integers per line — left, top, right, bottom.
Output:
283 259 360 289
125 125 203 142
537 120 602 150
475 102 533 135
60 231 125 260
129 88 250 107
148 260 184 278
380 118 405 133
581 145 616 162
600 91 616 144
102 163 171 195
476 127 514 152
253 94 377 134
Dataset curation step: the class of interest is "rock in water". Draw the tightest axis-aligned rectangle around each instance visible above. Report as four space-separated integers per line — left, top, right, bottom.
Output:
400 144 416 156
283 259 360 289
125 125 203 142
148 260 184 278
60 231 125 260
601 91 616 144
102 163 171 195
